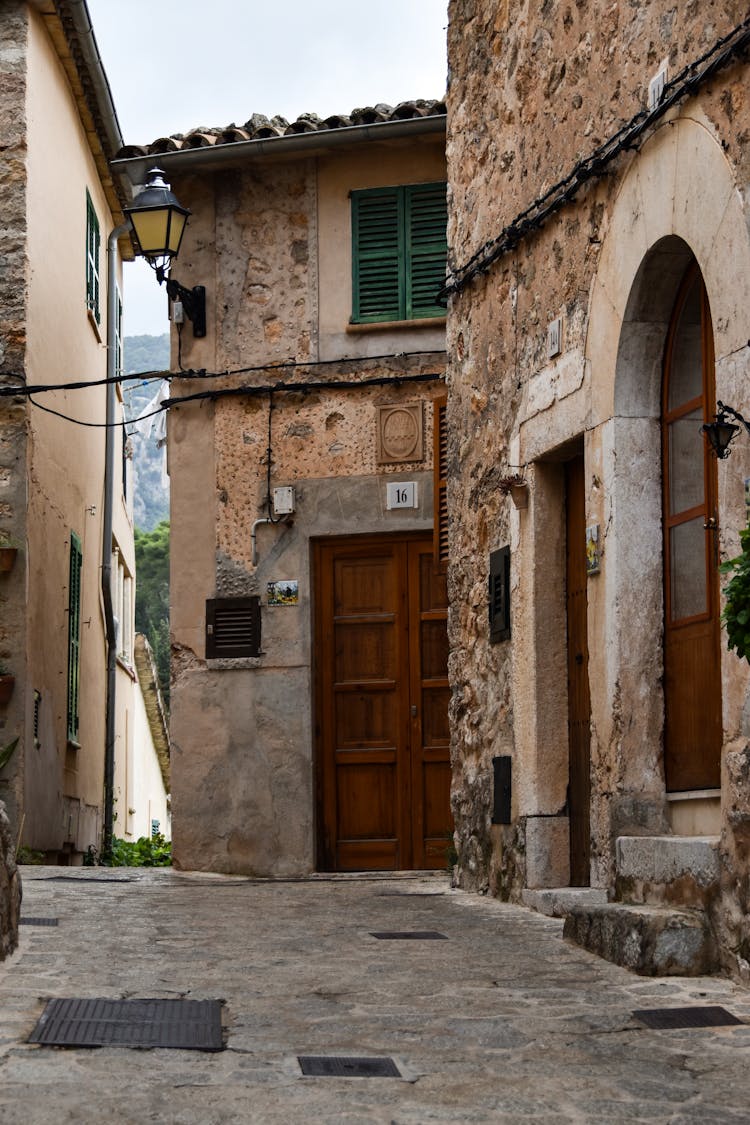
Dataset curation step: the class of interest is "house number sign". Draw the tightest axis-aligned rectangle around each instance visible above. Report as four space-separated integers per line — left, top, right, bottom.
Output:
386 482 418 509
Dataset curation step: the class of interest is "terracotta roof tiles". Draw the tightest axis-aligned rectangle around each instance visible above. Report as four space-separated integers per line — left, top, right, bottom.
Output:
115 99 445 160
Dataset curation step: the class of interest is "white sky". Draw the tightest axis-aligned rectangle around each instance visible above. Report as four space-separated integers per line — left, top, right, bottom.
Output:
86 0 449 336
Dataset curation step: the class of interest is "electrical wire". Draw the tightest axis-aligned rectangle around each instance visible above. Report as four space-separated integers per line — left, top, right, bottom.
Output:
441 12 750 299
0 349 444 399
18 370 444 428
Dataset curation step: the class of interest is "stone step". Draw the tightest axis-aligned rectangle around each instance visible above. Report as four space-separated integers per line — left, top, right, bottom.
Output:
615 835 720 908
521 887 608 918
563 901 717 976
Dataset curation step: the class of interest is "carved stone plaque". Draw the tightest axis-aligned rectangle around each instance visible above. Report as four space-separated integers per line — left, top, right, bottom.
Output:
376 403 424 464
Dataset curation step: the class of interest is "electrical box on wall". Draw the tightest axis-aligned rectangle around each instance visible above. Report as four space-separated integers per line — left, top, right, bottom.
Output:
273 486 295 516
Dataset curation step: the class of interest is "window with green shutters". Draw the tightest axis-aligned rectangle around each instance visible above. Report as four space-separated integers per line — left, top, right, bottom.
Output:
67 532 83 744
351 182 447 323
86 190 101 324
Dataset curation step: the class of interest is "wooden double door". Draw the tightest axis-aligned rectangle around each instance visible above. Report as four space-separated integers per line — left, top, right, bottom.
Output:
314 533 452 871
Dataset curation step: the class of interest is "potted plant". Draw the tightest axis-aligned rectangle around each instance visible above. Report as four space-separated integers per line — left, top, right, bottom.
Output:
0 664 15 705
498 472 529 510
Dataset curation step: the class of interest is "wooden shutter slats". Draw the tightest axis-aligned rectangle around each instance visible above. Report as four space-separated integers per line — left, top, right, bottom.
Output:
67 532 83 742
352 182 447 323
206 597 261 658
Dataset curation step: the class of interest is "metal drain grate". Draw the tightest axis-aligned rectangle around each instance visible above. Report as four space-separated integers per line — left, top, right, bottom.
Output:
29 998 223 1050
39 876 134 884
19 918 58 927
370 930 448 940
298 1055 401 1078
633 1006 743 1030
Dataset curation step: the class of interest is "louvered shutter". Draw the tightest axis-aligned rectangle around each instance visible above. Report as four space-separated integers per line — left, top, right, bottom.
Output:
434 395 448 570
489 546 511 643
405 182 448 319
206 597 261 658
67 532 83 742
351 188 402 322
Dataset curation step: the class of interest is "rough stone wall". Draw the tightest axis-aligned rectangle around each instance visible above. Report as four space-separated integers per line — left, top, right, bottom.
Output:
0 1 28 858
446 0 750 902
0 802 20 960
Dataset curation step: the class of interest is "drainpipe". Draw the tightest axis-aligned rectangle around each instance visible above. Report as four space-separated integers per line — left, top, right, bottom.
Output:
102 222 131 859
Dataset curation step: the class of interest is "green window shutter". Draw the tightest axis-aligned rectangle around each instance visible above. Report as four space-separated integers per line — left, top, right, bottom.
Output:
67 532 83 743
351 187 403 322
86 190 101 324
405 182 448 319
351 182 447 323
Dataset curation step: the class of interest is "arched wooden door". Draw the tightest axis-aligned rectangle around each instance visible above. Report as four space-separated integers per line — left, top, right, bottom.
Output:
662 265 722 791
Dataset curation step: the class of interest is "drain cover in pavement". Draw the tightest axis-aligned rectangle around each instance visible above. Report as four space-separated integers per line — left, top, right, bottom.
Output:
298 1056 401 1077
370 931 448 940
39 876 134 884
19 918 58 927
29 998 223 1050
633 1006 743 1030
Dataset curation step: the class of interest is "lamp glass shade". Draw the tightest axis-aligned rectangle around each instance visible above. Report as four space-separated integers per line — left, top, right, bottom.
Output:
703 418 739 458
124 169 190 263
129 205 188 260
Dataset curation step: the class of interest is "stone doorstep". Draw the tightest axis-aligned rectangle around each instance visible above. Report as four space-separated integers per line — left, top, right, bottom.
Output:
615 835 721 908
521 887 608 918
563 902 718 977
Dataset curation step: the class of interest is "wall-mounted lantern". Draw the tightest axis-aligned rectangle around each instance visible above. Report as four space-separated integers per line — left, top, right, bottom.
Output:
703 401 750 459
124 168 206 338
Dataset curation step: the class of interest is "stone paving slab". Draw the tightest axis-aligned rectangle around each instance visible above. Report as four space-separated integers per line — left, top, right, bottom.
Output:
0 867 749 1123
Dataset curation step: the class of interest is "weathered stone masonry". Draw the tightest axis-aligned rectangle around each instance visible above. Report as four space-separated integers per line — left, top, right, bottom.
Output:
446 0 750 976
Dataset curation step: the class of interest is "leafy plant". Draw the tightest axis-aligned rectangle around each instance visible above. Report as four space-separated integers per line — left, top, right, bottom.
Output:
97 833 172 867
16 845 45 865
134 520 170 705
721 525 750 661
0 737 19 772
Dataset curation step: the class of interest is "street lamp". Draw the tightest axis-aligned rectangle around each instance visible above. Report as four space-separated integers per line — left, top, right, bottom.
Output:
702 401 750 459
124 167 206 338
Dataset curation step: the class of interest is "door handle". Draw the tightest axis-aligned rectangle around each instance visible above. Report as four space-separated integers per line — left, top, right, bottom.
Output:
704 517 717 530
410 705 418 718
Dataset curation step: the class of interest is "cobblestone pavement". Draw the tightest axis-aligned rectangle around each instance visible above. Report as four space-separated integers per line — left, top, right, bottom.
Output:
1 867 750 1123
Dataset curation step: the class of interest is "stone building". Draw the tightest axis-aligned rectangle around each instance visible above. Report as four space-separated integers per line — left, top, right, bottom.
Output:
445 2 750 976
113 102 450 875
0 0 137 871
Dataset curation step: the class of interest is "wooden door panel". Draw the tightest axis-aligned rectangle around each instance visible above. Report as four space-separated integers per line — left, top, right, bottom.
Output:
410 541 452 870
334 621 397 681
566 455 591 888
334 689 398 748
337 764 397 837
316 534 452 872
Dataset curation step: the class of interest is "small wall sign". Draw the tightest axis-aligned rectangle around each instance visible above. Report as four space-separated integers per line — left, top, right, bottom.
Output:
267 580 299 606
386 482 418 509
585 525 601 575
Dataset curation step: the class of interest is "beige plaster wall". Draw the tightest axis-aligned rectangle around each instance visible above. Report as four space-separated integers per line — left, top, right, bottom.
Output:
15 7 133 856
446 0 750 954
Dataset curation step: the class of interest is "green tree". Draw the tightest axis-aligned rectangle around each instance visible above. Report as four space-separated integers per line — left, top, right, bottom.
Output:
135 520 170 705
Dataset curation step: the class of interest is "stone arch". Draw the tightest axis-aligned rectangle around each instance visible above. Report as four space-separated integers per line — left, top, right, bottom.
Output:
583 115 750 857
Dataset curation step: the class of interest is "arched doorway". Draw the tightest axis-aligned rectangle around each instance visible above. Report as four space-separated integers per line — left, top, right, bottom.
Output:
661 264 722 791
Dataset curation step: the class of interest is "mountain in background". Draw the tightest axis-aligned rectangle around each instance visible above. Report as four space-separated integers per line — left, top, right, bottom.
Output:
124 334 170 531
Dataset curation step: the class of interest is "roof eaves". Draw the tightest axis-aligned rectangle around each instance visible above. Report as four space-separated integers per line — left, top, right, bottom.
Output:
113 112 447 187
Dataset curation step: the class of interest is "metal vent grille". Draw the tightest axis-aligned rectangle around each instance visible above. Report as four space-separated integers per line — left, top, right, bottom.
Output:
489 545 511 643
28 998 223 1050
370 931 448 940
633 1006 743 1030
298 1055 401 1078
20 917 59 927
206 597 261 658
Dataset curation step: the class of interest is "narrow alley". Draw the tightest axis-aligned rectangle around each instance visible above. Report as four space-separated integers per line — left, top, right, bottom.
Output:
1 868 749 1123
